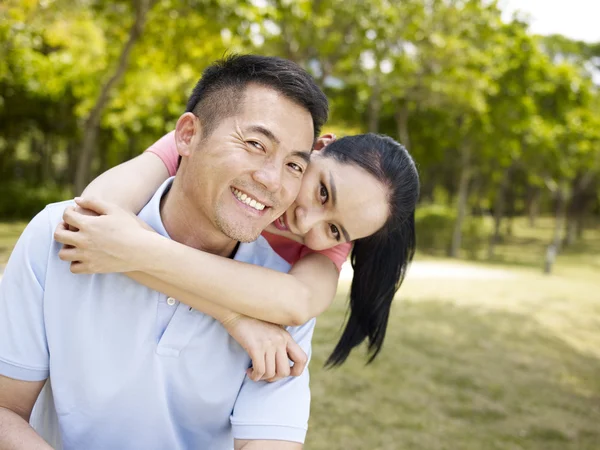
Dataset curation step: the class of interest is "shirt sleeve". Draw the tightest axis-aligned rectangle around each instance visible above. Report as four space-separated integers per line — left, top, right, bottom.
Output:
144 131 178 177
299 242 352 272
230 318 316 443
0 208 52 382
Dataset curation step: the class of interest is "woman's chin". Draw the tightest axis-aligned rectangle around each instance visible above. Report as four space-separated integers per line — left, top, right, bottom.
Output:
264 223 304 244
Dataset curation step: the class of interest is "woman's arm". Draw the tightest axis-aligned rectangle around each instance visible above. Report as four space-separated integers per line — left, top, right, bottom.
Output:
82 152 169 214
134 231 339 326
57 199 340 326
126 271 308 381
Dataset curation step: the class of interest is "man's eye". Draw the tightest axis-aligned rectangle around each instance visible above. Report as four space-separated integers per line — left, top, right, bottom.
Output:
319 184 328 203
288 163 304 173
330 224 340 240
248 141 264 152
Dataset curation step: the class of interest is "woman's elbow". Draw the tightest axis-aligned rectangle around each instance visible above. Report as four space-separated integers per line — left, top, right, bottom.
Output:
285 285 315 327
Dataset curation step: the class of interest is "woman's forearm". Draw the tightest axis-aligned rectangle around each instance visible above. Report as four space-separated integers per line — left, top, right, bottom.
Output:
81 153 169 214
127 272 241 326
129 232 337 326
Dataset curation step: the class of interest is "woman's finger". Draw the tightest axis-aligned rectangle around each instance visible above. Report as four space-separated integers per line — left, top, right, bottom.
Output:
287 341 308 377
69 261 87 274
275 347 291 379
54 223 84 247
74 197 115 216
58 246 84 263
246 350 265 382
262 348 276 381
62 207 87 230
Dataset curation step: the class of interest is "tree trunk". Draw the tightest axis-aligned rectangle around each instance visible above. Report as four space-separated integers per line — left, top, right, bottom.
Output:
488 165 512 259
450 143 471 258
505 186 515 236
395 101 410 150
74 0 151 194
564 216 578 247
564 172 596 246
527 186 540 227
367 81 381 133
544 184 568 274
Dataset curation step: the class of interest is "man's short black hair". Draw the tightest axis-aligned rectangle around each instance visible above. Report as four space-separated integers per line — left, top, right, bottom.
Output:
185 54 328 141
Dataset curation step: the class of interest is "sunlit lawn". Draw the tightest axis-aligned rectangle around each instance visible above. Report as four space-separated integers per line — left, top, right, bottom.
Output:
1 218 600 449
307 220 600 449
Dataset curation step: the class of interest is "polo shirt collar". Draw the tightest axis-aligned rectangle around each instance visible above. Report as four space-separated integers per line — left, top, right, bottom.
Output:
138 177 173 239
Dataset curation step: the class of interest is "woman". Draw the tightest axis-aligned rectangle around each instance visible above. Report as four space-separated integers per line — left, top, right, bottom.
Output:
56 131 419 377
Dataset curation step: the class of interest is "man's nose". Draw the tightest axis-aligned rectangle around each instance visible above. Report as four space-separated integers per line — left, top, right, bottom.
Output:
253 162 282 193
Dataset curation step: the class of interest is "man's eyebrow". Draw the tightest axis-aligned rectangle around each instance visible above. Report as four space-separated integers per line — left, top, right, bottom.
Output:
247 125 280 145
329 171 351 242
291 151 311 164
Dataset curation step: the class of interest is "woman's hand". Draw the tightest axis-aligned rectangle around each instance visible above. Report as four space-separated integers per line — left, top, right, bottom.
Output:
221 314 308 383
54 197 154 274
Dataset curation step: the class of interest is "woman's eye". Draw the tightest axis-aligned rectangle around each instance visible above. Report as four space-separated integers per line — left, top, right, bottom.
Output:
288 162 304 173
330 224 340 240
248 141 264 152
319 183 328 203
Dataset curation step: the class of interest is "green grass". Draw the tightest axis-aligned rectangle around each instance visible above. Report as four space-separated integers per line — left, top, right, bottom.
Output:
1 217 600 449
307 265 600 449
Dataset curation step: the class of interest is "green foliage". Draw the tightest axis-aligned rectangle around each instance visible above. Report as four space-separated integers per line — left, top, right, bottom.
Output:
415 204 456 254
416 204 489 257
0 181 70 220
0 0 598 255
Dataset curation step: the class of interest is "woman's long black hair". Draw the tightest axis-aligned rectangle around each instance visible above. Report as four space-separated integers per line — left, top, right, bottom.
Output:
321 134 419 367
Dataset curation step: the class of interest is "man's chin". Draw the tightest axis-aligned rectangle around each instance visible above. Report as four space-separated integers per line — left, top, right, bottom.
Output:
221 227 263 243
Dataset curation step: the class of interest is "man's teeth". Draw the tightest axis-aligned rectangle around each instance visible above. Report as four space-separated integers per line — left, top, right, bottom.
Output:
232 188 266 211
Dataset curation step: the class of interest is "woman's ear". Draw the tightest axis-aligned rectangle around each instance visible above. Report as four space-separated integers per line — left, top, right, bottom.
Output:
312 133 337 153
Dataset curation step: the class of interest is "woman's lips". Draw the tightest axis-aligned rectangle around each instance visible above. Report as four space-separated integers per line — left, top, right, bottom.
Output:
272 213 289 231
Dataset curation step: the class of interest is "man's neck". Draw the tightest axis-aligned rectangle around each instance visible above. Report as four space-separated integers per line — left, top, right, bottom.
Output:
159 182 238 258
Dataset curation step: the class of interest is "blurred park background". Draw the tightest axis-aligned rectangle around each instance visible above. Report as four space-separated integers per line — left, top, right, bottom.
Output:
1 0 600 448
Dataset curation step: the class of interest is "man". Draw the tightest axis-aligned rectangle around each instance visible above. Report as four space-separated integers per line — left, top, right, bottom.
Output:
0 54 328 449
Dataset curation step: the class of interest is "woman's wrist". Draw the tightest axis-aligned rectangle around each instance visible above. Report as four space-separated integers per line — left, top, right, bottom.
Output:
127 228 166 272
219 310 244 329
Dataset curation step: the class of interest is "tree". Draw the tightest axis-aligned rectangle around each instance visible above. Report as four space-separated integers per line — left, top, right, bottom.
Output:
74 0 153 194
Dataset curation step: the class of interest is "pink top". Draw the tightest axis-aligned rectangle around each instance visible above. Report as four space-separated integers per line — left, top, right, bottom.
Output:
146 132 352 271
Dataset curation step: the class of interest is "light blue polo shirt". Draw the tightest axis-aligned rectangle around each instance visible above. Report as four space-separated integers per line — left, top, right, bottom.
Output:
0 179 315 449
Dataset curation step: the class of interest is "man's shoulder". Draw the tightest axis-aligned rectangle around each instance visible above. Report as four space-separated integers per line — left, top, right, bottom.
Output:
15 200 73 243
43 200 76 224
237 236 292 273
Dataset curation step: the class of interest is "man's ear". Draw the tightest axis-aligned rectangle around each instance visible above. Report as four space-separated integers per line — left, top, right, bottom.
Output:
174 113 201 157
312 133 337 153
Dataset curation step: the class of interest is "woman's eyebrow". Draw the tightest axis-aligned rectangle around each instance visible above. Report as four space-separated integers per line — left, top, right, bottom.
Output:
329 171 351 242
329 171 338 207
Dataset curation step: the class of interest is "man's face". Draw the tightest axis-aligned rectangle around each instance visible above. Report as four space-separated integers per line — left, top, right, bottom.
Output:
175 84 315 243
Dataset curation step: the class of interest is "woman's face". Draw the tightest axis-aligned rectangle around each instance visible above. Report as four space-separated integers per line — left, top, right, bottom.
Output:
267 150 389 250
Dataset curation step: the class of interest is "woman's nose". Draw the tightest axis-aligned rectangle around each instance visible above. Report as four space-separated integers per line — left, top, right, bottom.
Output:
295 207 320 235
